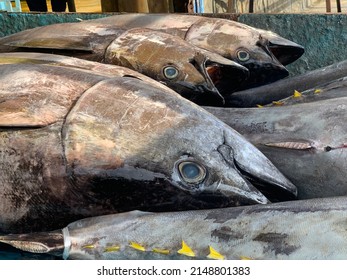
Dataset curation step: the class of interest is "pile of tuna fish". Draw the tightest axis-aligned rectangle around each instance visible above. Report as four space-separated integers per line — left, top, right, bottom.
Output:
0 14 346 260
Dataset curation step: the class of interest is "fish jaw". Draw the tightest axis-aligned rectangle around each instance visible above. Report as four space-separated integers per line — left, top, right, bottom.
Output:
221 128 298 201
261 30 305 65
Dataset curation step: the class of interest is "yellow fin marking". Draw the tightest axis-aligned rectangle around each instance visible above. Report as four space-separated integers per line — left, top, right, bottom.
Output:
272 101 284 106
293 90 302 98
240 256 252 260
177 240 195 257
104 245 120 253
314 89 322 94
207 246 225 260
256 104 264 108
129 242 146 252
152 248 170 255
82 244 95 249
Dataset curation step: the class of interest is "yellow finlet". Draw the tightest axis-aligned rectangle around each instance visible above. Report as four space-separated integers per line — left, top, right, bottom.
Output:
240 256 252 260
129 242 146 252
82 244 95 249
272 101 284 106
104 245 120 253
293 90 302 98
152 248 170 255
256 104 264 108
177 240 195 257
314 89 322 94
207 246 225 260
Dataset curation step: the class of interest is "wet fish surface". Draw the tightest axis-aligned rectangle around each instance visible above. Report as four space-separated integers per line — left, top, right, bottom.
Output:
206 97 347 199
226 60 347 107
267 76 347 106
0 25 248 105
2 197 347 260
0 14 304 91
0 62 296 233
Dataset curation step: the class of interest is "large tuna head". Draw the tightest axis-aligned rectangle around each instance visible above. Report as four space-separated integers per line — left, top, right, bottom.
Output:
104 28 249 105
185 18 304 89
63 76 297 211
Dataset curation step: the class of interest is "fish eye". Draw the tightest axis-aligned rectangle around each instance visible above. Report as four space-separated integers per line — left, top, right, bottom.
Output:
236 50 250 62
163 66 179 79
178 161 206 184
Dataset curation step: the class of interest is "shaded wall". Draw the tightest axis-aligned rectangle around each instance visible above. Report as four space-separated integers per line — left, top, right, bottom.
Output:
0 12 346 75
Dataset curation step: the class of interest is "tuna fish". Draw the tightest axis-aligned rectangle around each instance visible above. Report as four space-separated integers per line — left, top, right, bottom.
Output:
0 25 248 105
0 14 304 92
91 13 304 88
206 97 347 199
1 196 347 260
0 62 296 233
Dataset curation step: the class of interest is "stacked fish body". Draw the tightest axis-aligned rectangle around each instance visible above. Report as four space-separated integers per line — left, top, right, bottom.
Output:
2 197 347 260
0 14 304 103
4 14 347 261
206 96 347 199
0 23 249 106
227 60 347 107
0 58 297 235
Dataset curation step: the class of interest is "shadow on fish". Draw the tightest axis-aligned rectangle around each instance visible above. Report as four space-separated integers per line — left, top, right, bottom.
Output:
206 97 347 199
0 24 248 106
2 197 347 260
90 14 304 89
0 61 296 234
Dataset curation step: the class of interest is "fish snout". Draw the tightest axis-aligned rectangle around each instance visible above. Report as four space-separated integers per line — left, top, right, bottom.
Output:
220 130 298 202
262 30 305 65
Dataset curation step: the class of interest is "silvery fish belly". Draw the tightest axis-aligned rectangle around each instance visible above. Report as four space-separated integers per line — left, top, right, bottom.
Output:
0 14 304 92
0 62 296 233
2 197 347 260
206 97 347 199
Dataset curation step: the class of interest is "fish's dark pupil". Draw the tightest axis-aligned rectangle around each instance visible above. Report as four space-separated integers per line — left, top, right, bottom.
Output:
182 163 200 179
165 67 177 77
239 52 248 59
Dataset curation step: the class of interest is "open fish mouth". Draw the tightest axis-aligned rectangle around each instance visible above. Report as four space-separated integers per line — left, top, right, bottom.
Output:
189 52 249 104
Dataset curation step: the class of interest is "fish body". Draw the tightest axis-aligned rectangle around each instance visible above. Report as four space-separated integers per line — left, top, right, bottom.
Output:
0 24 248 105
0 62 296 233
206 97 347 199
0 14 304 92
2 197 347 260
227 60 347 107
268 76 347 106
91 14 304 88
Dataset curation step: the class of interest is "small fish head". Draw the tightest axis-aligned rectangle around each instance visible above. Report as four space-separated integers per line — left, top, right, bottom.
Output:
185 19 297 89
63 76 296 212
